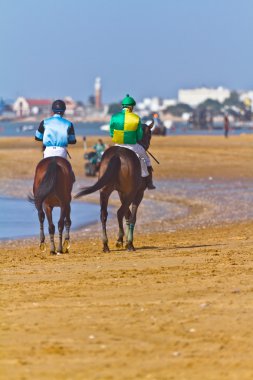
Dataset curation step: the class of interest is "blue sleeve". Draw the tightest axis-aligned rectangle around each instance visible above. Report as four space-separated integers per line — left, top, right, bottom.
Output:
68 123 76 144
35 121 44 141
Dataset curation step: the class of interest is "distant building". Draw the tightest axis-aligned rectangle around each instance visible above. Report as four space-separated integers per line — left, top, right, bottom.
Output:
0 98 16 119
83 77 108 119
0 99 4 114
161 98 177 110
13 97 52 117
137 97 162 115
178 87 230 107
94 77 102 109
64 96 76 116
13 97 29 117
136 97 177 117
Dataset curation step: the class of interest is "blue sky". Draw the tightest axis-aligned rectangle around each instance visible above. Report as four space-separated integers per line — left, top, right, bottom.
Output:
0 0 252 103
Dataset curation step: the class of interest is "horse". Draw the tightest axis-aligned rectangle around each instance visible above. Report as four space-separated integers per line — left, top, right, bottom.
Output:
75 122 154 252
29 156 73 254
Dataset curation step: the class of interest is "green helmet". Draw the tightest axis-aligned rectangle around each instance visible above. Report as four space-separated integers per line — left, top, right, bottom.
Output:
121 94 136 107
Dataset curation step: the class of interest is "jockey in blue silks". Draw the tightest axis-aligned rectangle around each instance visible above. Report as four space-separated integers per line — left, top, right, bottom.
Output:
35 99 76 159
34 99 76 181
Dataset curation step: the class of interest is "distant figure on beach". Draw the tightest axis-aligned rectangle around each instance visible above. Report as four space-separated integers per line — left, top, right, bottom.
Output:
83 136 87 151
224 114 230 138
109 94 155 189
34 99 76 181
93 138 106 161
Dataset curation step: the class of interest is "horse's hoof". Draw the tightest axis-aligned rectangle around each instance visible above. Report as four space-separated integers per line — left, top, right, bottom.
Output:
39 242 46 252
63 239 70 251
50 251 56 255
103 245 110 253
126 243 136 252
116 240 123 248
56 251 63 255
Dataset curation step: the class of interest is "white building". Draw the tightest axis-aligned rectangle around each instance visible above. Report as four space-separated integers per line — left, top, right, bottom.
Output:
136 97 177 117
161 98 177 110
178 87 231 107
64 96 76 116
13 97 52 117
137 97 159 111
13 97 30 117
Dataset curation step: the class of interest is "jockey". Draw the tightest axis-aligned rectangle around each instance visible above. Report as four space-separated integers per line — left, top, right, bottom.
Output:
34 99 76 181
109 94 155 189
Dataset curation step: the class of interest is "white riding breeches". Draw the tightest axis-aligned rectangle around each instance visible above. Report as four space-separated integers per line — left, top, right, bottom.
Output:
115 143 150 177
43 146 67 159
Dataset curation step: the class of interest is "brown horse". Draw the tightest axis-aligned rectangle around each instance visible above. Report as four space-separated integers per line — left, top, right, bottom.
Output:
75 122 154 252
29 157 73 254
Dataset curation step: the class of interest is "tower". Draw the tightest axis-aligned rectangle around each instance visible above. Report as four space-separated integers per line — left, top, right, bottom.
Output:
94 77 102 109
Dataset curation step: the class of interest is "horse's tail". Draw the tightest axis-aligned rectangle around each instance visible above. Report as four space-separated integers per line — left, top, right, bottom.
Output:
75 155 121 198
28 158 58 209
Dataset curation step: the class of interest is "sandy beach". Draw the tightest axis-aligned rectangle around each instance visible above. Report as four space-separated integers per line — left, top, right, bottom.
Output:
1 135 253 379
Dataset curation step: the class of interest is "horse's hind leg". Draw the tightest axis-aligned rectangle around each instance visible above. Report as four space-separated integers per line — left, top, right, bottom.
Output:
100 188 112 252
126 191 144 251
45 205 56 254
57 206 67 254
116 205 131 248
64 204 71 253
38 207 45 250
124 208 132 246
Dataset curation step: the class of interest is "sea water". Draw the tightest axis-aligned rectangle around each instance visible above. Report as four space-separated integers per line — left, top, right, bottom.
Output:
0 121 252 137
0 197 100 240
0 121 106 138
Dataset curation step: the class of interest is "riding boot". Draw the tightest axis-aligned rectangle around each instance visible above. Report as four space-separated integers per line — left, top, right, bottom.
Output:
146 166 156 190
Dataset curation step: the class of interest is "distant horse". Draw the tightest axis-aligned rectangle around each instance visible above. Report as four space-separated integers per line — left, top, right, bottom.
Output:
29 157 73 254
75 122 154 252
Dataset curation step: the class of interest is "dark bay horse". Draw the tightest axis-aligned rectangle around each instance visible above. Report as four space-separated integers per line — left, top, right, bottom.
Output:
75 122 153 252
29 157 73 254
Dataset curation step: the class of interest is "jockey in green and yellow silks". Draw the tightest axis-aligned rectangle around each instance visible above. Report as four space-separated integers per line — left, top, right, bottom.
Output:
109 94 155 190
110 95 143 144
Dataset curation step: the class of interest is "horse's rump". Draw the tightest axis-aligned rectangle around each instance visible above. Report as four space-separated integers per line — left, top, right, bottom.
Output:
75 146 142 198
30 157 72 208
29 156 74 254
101 146 142 190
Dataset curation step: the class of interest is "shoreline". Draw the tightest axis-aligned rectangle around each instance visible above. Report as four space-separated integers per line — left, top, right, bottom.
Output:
1 176 253 244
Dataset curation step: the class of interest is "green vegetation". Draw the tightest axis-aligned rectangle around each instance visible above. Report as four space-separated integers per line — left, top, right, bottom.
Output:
197 99 222 113
165 103 193 116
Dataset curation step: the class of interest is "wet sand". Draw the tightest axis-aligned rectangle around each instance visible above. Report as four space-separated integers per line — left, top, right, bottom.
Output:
1 135 253 379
